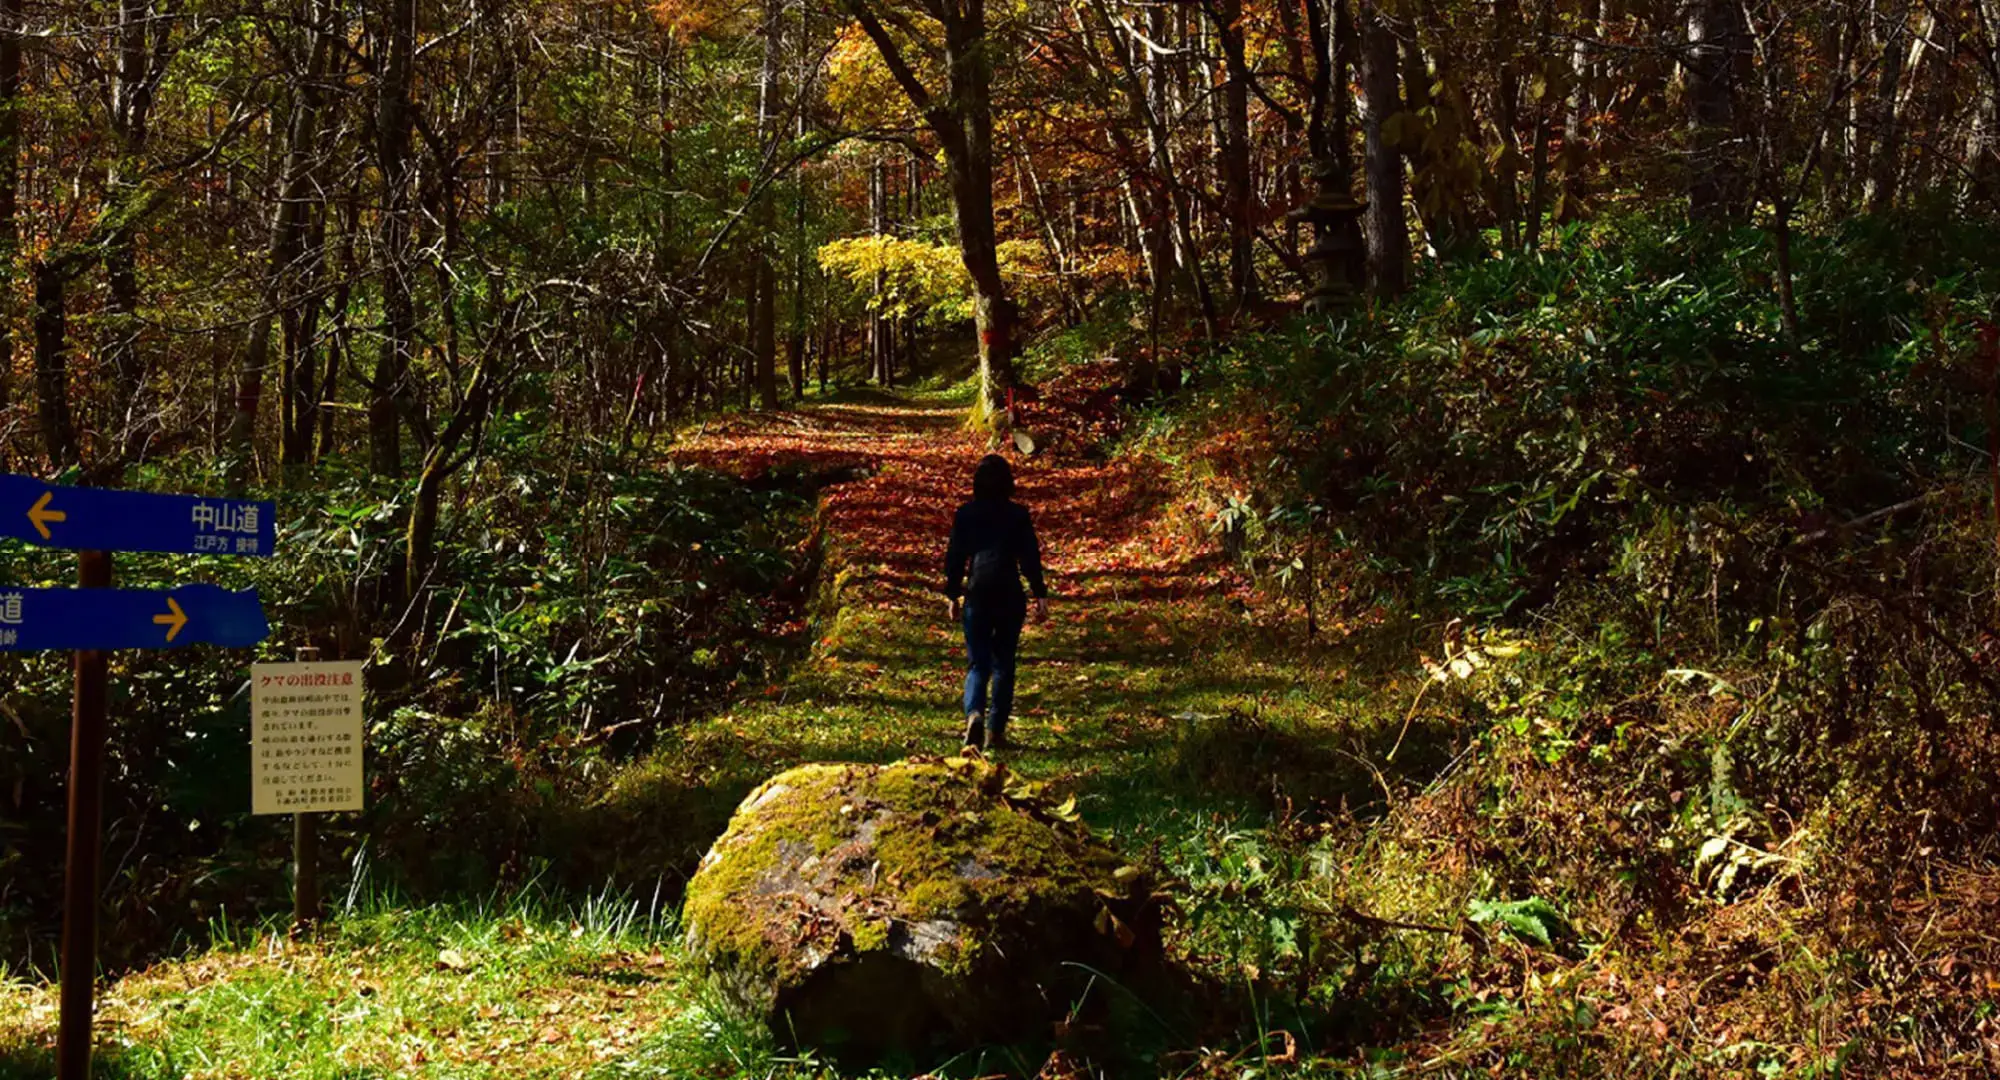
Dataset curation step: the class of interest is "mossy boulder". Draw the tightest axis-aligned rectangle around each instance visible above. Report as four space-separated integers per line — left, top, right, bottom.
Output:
682 755 1162 1061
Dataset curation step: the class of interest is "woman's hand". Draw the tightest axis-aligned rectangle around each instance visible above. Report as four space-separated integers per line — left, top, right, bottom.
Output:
948 597 964 622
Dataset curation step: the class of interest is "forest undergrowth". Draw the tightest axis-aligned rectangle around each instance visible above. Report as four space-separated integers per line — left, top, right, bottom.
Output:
3 388 1371 1078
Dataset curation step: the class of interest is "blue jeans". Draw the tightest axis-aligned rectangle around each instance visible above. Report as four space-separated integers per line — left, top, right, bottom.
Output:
962 601 1025 739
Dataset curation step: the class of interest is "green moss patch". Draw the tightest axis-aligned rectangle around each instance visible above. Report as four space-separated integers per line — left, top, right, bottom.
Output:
680 756 1161 1058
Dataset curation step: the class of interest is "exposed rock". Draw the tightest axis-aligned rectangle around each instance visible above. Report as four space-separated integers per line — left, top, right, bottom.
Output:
682 755 1162 1062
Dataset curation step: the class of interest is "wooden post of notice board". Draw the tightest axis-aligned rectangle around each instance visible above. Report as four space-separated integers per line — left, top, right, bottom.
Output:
250 654 362 934
292 645 321 934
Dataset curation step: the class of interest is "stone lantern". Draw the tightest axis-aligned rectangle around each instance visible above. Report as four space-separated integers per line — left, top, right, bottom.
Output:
1288 156 1368 315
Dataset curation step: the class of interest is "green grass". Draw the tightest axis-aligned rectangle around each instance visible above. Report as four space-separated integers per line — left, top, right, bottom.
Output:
0 887 844 1080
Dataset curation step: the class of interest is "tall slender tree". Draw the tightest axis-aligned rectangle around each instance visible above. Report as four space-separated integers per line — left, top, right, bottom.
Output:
752 0 783 409
1687 0 1753 221
1213 0 1257 309
839 0 1019 417
372 0 419 477
103 0 168 463
1358 0 1408 294
0 0 21 419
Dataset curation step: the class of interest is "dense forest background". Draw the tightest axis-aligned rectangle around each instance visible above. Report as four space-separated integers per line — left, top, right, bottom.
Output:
3 0 1995 472
4 0 2000 1075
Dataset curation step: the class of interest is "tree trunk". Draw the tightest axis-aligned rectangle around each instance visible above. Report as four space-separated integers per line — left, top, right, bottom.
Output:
403 351 494 604
247 2 336 478
281 207 328 472
1125 174 1177 316
1329 0 1359 184
0 0 18 415
1560 0 1603 221
1973 69 2000 207
1358 0 1408 295
1215 0 1258 310
1522 3 1554 249
372 0 417 477
1970 0 2000 206
1686 0 1752 222
1327 0 1368 299
405 454 448 604
103 240 142 456
402 341 496 613
944 10 1017 413
32 261 78 468
320 188 361 459
752 0 781 410
842 0 1021 415
1491 0 1524 247
1772 199 1801 347
1126 0 1217 335
788 79 809 400
1900 10 1951 197
1399 34 1446 252
227 314 271 491
1016 139 1085 324
1862 0 1911 213
869 157 890 386
948 140 1018 413
788 196 808 401
656 37 683 420
103 0 158 466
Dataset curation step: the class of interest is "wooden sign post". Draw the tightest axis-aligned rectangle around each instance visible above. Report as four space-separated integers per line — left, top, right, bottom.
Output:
57 551 111 1080
1 476 276 1080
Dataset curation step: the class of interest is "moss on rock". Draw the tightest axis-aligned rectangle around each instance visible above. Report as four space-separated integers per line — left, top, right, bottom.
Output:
682 755 1162 1061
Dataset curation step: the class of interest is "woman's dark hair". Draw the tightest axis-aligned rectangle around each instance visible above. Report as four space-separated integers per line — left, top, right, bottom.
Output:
972 454 1014 501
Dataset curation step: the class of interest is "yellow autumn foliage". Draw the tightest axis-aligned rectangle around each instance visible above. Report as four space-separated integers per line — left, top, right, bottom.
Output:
817 235 1043 324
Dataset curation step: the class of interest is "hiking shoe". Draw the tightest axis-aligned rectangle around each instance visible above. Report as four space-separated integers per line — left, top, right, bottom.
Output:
987 730 1011 751
963 714 985 749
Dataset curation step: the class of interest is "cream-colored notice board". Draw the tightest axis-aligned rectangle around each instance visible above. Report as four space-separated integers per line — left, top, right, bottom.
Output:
251 661 365 814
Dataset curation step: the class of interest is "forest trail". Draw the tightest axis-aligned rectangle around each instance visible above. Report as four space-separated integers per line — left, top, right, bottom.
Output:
664 390 1269 796
0 393 1372 1080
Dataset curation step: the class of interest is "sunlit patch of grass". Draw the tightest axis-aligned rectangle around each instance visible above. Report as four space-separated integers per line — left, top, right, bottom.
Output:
0 890 766 1080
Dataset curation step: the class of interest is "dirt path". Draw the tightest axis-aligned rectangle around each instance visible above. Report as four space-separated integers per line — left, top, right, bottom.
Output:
664 392 1288 819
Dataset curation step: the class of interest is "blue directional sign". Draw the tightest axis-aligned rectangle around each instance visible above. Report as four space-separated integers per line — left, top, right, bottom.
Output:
1 475 276 557
0 585 270 652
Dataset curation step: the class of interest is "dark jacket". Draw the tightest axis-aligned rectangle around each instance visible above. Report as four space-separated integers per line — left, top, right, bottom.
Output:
945 499 1048 605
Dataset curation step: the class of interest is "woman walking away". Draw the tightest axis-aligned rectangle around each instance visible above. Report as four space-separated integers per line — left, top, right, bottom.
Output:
945 455 1049 750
